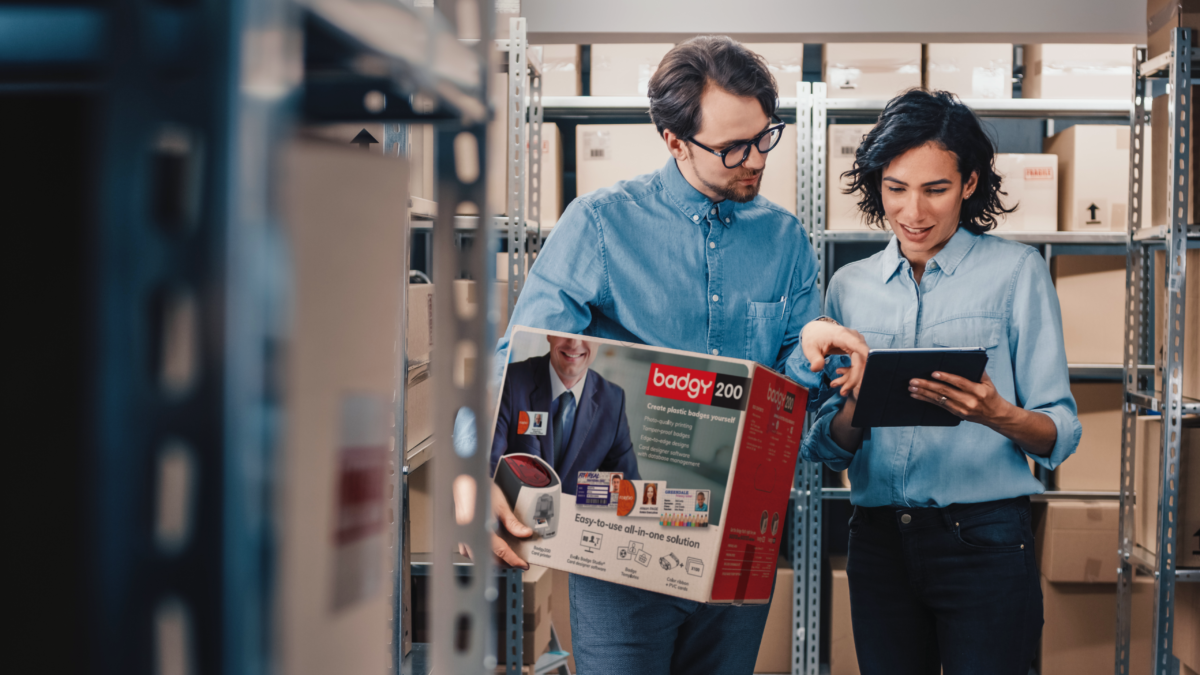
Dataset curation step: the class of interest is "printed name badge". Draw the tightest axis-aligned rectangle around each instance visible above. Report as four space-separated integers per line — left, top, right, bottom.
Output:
576 471 623 508
517 411 548 436
660 488 711 528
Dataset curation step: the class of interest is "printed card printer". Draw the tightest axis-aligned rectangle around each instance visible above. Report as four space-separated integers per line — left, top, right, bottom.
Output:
494 454 561 539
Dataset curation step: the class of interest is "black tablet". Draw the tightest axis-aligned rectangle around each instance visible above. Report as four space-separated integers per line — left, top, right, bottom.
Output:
850 348 989 428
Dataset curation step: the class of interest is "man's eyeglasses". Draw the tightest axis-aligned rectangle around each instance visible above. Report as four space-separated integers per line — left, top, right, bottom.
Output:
686 117 785 169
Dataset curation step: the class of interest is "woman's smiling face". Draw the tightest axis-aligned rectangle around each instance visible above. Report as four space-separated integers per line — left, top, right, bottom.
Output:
880 141 977 265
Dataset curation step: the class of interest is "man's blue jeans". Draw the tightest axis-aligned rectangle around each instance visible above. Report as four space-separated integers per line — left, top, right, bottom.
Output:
847 496 1043 675
569 573 772 674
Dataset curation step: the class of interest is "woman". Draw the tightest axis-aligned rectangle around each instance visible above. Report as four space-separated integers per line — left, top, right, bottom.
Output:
798 90 1081 675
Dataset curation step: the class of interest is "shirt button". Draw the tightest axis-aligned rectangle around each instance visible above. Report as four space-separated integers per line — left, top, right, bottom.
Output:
725 217 730 224
712 349 719 355
712 295 720 302
709 241 716 249
900 513 912 524
692 214 699 222
711 208 717 215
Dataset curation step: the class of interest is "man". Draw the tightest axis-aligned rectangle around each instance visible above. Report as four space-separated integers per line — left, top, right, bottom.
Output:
694 491 708 512
486 36 868 673
489 335 638 492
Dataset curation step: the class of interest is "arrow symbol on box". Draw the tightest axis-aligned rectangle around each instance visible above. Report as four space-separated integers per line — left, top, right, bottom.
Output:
351 129 379 150
1087 203 1100 219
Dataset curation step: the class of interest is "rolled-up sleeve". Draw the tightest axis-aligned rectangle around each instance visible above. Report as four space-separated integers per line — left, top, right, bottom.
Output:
1009 252 1081 470
793 275 857 470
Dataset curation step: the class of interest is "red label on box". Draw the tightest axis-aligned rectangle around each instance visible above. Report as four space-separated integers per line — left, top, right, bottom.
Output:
645 363 717 404
1025 166 1054 181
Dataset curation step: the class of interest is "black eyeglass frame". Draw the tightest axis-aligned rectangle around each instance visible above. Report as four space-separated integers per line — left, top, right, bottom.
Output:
685 116 786 169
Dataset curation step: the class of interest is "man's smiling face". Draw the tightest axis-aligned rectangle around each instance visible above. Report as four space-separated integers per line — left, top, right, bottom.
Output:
547 336 598 388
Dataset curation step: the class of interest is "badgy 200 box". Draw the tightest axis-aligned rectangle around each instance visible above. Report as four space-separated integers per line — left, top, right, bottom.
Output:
491 327 808 604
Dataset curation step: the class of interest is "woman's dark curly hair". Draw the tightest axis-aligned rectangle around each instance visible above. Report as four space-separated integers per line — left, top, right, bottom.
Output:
842 89 1015 234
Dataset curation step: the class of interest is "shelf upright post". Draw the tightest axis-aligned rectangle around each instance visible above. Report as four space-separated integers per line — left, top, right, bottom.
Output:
1116 42 1150 675
430 2 498 675
792 81 814 675
528 41 545 262
1151 26 1192 675
507 17 531 310
812 82 829 295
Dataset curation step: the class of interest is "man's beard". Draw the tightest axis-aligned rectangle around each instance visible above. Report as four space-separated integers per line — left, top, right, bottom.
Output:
699 167 763 203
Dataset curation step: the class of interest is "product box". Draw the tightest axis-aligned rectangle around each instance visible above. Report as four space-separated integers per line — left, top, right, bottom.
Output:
1052 255 1125 365
492 327 807 603
534 44 582 96
926 44 1012 99
826 124 874 230
1135 415 1199 567
277 138 408 675
1151 88 1200 229
991 154 1058 232
575 123 797 214
1154 249 1200 401
1035 501 1119 583
1053 382 1123 491
590 44 674 96
408 283 434 365
1022 44 1135 100
495 564 553 665
753 560 794 674
823 44 922 99
1039 575 1153 675
830 556 859 675
1044 124 1151 232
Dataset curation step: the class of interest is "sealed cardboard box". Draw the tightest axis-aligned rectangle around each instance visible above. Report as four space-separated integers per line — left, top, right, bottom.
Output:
926 44 1012 99
575 124 796 213
830 556 859 675
827 124 874 230
1035 501 1119 583
753 560 794 673
1153 249 1200 400
1135 415 1199 567
1151 89 1200 228
405 365 432 453
535 45 581 96
493 327 807 603
1022 44 1135 99
278 139 407 675
1147 0 1200 57
408 463 432 553
529 122 563 226
495 564 553 665
408 283 434 366
1052 255 1125 365
824 44 921 99
992 154 1058 232
590 44 674 96
1054 382 1123 491
1044 124 1151 232
1040 575 1153 675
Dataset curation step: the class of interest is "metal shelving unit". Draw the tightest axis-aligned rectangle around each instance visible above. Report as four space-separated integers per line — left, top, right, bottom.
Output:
1116 32 1200 675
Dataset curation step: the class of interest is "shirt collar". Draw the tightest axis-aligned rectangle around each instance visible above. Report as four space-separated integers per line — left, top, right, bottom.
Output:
549 362 587 404
659 158 736 228
879 226 980 283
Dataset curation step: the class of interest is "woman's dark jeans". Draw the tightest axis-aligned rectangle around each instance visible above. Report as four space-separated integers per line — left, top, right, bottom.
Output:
847 496 1043 675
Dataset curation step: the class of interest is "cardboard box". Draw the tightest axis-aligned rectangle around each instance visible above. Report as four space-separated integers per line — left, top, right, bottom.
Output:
278 138 407 675
1147 0 1200 58
575 123 797 214
496 564 553 665
748 43 805 99
1178 581 1200 673
590 44 674 96
1022 44 1135 100
497 252 533 283
1153 249 1200 401
407 124 436 202
408 462 432 553
1151 89 1200 229
408 283 434 366
1052 255 1125 365
485 71 509 217
753 560 794 674
1035 501 1119 583
405 365 432 453
830 556 859 675
529 122 563 226
1135 415 1200 568
549 569 576 674
827 124 874 230
1044 124 1151 232
453 280 510 338
494 327 807 603
926 44 1012 99
1040 575 1153 675
1054 383 1124 491
535 45 581 96
991 154 1058 232
823 44 921 100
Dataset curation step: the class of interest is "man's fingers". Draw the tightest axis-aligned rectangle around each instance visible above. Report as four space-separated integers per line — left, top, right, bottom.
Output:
493 534 529 569
503 511 533 538
492 483 532 537
459 542 474 560
837 350 866 396
803 336 827 373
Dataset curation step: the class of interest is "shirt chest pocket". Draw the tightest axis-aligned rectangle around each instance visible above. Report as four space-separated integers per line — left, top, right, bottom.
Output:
858 330 898 350
928 317 1003 378
745 300 787 367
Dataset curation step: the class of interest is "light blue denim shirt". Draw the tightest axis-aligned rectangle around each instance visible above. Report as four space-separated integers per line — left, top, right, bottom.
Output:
496 158 825 386
797 227 1081 508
